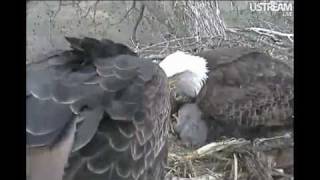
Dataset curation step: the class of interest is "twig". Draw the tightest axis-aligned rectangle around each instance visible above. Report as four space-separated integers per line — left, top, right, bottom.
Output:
245 27 293 43
226 27 292 50
92 0 100 24
138 35 221 52
82 6 92 19
253 133 292 146
241 152 273 180
131 3 145 45
74 2 93 19
172 114 179 121
233 154 238 180
160 41 171 55
110 1 137 26
141 54 167 60
53 0 62 19
166 174 221 180
194 139 250 158
168 139 251 162
188 160 197 177
272 168 293 179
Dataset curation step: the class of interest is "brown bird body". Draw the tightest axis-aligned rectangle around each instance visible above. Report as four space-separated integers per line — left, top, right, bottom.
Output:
27 37 171 180
196 48 293 139
161 48 293 143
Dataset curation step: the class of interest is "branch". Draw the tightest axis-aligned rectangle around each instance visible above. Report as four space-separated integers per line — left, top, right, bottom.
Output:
226 27 292 50
233 154 238 180
141 54 167 60
138 35 220 52
245 27 293 42
110 1 137 26
166 174 222 180
193 139 249 159
131 3 145 45
53 0 62 18
92 0 100 24
167 139 250 162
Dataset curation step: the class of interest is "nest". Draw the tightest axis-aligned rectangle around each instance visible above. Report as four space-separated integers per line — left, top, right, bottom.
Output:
130 3 294 179
165 129 293 180
27 2 293 179
132 27 294 180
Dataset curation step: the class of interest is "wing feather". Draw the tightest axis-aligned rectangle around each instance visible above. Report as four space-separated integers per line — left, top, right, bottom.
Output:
27 37 170 180
196 48 293 138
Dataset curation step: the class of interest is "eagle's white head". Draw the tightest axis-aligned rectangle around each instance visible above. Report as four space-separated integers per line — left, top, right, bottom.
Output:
159 51 209 97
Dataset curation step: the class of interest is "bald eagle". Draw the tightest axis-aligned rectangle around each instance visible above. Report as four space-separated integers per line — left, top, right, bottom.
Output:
26 37 171 180
160 48 293 146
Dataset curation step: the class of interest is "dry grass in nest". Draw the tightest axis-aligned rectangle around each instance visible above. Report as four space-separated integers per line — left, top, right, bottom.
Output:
133 27 293 68
132 22 293 180
165 130 293 180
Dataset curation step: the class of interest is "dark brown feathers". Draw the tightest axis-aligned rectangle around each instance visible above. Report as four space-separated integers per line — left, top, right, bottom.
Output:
27 37 170 180
196 48 293 139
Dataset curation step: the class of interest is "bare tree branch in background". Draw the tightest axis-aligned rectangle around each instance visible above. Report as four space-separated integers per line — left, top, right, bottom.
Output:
131 3 145 47
28 1 294 179
53 0 62 19
92 0 100 24
110 0 137 26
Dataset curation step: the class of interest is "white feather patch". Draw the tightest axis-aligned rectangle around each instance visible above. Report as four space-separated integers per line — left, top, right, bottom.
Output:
159 51 209 95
